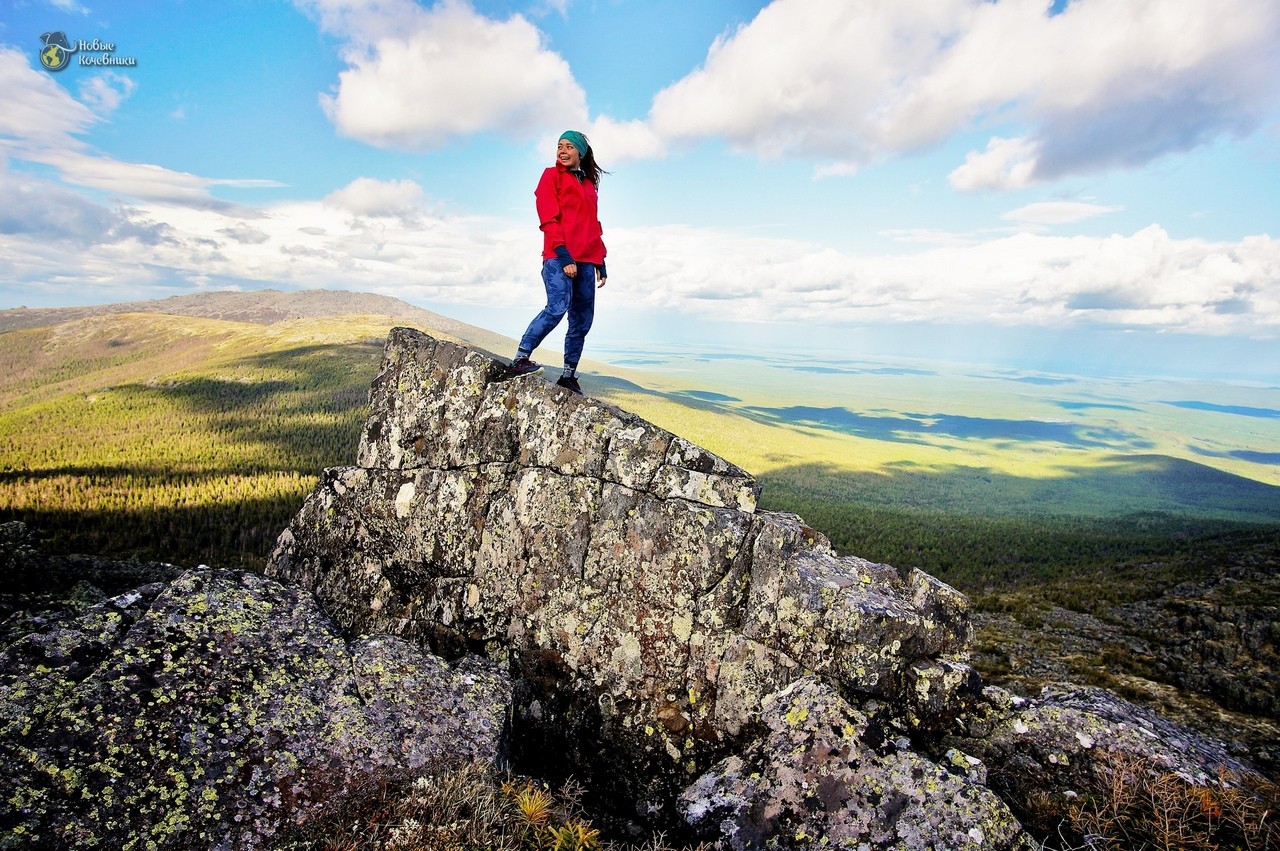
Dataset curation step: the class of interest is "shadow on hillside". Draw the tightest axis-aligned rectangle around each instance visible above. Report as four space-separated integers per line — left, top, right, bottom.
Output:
2 496 300 570
633 383 1166 451
0 463 314 483
116 342 382 472
757 456 1280 525
739 404 1156 451
577 372 1280 524
1164 400 1280 419
144 377 296 407
1193 447 1280 467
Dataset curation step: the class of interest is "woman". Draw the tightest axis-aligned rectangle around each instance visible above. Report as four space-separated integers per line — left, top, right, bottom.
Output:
507 130 607 396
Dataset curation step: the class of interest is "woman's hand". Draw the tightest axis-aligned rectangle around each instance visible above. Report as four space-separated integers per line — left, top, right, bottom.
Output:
597 276 607 289
564 262 577 277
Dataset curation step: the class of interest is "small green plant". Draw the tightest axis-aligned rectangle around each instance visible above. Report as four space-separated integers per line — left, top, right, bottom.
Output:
505 778 555 835
503 777 601 851
545 820 601 851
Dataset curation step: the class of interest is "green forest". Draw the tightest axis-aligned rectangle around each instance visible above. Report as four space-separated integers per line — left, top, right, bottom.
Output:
0 313 383 569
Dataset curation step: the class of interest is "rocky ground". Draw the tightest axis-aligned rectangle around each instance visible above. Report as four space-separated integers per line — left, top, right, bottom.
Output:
2 328 1276 850
970 539 1280 777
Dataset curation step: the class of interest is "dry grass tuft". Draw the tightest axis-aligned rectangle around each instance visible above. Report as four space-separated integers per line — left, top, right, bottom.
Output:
276 762 707 851
1029 750 1280 850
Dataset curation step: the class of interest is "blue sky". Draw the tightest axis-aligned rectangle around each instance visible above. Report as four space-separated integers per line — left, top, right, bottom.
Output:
2 0 1279 380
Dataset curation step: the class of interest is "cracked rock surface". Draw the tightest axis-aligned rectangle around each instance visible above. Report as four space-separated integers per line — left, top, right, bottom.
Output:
267 328 986 816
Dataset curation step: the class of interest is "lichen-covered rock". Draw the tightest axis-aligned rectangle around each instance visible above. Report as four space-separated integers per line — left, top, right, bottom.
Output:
0 568 509 850
680 677 1032 851
352 328 760 512
947 683 1269 838
742 548 974 707
268 329 978 810
0 582 168 748
952 685 1259 798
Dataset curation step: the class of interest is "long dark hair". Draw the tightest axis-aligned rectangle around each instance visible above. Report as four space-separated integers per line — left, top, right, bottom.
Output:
581 144 608 187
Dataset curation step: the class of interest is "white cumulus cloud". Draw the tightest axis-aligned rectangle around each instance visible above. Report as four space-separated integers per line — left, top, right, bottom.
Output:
948 137 1040 191
579 117 666 163
597 223 1280 338
646 0 1280 182
324 177 427 218
300 0 587 149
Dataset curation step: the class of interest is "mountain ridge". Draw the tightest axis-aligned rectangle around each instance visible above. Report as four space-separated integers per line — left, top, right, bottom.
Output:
0 289 464 331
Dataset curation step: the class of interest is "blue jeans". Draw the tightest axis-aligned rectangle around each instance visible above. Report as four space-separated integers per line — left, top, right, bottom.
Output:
517 259 596 367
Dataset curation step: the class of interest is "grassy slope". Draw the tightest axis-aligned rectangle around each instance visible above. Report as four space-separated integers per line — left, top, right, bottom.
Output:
0 292 565 567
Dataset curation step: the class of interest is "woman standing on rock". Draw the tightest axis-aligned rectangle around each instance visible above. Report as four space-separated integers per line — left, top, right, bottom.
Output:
506 130 607 396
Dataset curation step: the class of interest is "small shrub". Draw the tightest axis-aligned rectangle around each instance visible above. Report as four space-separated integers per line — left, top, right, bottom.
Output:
545 820 602 851
507 780 554 830
1057 751 1280 851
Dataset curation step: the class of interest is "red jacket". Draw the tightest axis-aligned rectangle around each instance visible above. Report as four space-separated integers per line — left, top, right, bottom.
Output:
536 162 606 265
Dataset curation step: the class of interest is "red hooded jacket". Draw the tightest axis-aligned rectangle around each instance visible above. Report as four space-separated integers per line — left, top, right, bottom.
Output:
536 162 606 265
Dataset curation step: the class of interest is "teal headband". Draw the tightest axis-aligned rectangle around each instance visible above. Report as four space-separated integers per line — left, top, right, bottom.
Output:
559 130 588 158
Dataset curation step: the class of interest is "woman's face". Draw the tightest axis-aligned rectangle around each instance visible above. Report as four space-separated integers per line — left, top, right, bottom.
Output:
557 138 582 169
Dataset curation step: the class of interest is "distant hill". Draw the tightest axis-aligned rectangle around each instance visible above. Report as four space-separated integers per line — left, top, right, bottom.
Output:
0 289 510 350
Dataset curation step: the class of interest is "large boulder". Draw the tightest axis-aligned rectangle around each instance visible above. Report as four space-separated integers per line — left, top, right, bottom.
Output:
0 567 508 850
267 329 981 817
265 329 1277 848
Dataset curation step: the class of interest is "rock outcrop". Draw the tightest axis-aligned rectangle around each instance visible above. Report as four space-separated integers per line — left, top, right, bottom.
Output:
1116 562 1279 720
267 328 985 820
266 328 1273 847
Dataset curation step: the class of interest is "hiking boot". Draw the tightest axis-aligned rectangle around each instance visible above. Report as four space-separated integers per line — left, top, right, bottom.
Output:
507 356 544 377
555 374 583 395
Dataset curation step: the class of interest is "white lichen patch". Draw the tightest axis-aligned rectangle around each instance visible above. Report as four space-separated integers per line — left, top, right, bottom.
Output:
394 482 416 518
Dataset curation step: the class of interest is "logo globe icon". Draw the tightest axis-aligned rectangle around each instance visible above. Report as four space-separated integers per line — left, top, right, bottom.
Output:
39 32 75 72
40 44 65 69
